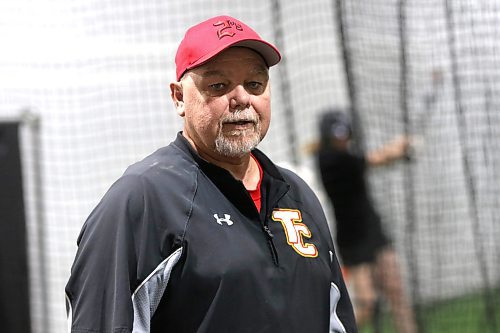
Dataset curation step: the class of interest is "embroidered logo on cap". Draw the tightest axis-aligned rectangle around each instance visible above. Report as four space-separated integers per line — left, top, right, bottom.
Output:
213 19 243 39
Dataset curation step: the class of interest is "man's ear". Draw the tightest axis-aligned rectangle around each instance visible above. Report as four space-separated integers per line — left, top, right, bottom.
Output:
170 82 185 116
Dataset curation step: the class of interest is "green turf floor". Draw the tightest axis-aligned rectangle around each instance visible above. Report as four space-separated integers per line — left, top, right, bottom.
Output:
359 288 500 333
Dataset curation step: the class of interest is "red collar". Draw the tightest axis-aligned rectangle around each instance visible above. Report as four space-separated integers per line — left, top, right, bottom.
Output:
248 154 263 212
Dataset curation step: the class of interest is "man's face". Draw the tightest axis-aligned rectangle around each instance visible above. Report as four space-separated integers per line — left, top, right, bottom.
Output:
172 47 271 161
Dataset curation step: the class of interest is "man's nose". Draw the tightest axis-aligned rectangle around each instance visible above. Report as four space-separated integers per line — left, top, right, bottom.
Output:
229 85 251 111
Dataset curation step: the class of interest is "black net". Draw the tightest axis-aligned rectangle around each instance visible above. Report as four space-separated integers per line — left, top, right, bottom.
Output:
337 0 500 332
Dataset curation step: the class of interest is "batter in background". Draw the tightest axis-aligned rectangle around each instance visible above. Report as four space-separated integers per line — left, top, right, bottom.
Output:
313 110 418 333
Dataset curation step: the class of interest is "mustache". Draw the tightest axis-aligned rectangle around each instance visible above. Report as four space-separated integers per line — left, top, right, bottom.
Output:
220 110 259 124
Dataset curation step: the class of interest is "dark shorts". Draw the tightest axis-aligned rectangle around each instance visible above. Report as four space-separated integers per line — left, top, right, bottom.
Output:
336 217 391 267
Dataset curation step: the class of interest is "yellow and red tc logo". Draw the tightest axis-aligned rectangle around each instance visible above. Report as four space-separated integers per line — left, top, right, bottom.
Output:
272 209 318 258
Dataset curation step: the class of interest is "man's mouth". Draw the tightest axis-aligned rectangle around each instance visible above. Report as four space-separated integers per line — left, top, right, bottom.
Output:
223 118 256 126
222 119 256 133
230 120 253 125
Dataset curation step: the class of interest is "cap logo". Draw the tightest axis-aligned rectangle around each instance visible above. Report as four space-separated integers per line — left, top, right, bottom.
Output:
213 19 243 39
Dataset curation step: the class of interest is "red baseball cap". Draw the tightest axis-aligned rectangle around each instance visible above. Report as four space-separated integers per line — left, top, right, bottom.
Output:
175 15 282 80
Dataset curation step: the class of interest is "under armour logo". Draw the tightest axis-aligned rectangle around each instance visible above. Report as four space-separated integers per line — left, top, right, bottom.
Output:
213 19 243 39
213 213 234 226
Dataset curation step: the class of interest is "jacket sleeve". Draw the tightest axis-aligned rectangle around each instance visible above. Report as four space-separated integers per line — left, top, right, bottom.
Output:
65 174 154 333
329 249 358 333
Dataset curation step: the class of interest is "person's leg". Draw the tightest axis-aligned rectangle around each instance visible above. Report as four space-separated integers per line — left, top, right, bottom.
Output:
347 263 377 328
374 247 418 333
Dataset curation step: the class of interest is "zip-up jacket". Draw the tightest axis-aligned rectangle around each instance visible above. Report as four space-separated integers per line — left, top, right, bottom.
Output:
65 133 357 333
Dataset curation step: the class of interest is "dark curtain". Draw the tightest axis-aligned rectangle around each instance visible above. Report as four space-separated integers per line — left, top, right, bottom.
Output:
0 122 31 333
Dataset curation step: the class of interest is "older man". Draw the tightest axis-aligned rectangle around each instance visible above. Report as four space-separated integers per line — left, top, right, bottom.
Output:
65 15 357 333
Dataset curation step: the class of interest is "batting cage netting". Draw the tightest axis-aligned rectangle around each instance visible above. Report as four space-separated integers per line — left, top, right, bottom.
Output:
0 0 499 332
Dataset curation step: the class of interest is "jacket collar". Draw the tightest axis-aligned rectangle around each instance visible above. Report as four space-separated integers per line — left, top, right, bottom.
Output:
172 132 289 219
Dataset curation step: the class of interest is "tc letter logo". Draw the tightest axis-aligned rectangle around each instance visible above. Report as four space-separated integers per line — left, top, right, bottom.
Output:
272 209 318 258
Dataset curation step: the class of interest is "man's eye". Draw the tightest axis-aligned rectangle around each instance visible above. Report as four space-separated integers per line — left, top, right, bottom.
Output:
247 81 263 90
209 83 226 91
246 81 265 93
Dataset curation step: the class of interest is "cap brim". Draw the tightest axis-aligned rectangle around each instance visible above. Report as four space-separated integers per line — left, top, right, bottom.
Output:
232 39 281 67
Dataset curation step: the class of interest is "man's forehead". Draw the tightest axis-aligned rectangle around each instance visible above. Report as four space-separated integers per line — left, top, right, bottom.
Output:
193 47 268 75
197 65 268 78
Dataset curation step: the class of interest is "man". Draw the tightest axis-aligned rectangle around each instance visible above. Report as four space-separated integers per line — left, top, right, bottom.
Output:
65 15 357 333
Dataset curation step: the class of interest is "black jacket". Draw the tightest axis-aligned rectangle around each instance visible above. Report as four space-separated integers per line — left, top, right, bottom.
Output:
65 133 357 333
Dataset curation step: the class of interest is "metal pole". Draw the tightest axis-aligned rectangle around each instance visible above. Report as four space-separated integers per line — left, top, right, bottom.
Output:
270 0 299 165
397 1 423 332
334 0 365 152
20 108 50 333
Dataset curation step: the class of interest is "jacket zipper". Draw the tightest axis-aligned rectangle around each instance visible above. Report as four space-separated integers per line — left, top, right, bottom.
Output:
262 183 289 267
263 221 280 266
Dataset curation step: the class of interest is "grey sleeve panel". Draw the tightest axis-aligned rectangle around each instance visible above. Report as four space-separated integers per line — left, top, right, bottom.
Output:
65 293 72 333
329 282 347 333
131 247 183 333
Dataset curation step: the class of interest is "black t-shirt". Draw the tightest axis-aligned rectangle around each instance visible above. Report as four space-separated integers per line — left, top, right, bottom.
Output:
318 149 383 248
